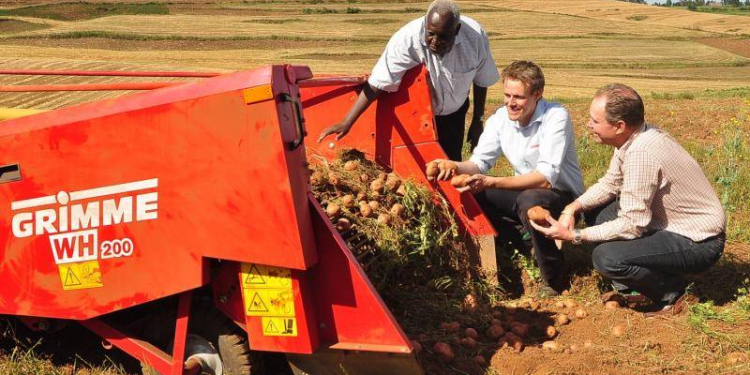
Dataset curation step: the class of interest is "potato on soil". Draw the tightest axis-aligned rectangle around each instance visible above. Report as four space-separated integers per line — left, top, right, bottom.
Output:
542 340 561 352
574 308 588 319
370 178 384 193
611 325 626 337
326 203 341 218
604 301 620 310
555 314 570 326
562 299 577 309
356 192 367 201
459 337 478 348
341 194 355 208
368 200 380 210
335 218 351 231
359 173 370 182
411 340 423 354
465 327 479 340
510 322 529 338
487 324 505 339
390 203 405 218
527 205 551 225
546 325 558 339
450 174 471 188
328 171 340 186
343 160 359 171
377 213 392 225
555 301 565 309
433 342 454 362
385 173 401 191
726 352 748 364
359 202 373 217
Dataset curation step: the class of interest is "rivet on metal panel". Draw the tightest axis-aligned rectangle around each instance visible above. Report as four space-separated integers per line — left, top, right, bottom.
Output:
319 323 327 329
219 295 228 304
243 84 274 104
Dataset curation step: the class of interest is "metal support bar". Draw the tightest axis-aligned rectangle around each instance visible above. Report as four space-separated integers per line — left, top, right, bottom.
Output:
0 69 222 78
171 291 193 375
0 82 186 92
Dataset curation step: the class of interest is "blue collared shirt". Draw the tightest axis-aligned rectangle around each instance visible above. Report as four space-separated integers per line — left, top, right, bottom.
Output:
469 99 584 196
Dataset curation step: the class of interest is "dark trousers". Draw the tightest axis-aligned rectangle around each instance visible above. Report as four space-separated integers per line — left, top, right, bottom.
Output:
475 188 576 290
435 99 470 161
589 200 725 304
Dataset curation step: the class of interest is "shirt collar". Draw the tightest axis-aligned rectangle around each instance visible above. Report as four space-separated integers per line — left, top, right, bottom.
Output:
509 98 547 129
617 123 647 153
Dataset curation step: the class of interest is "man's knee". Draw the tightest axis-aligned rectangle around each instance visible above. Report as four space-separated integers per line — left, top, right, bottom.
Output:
515 189 547 214
592 243 625 277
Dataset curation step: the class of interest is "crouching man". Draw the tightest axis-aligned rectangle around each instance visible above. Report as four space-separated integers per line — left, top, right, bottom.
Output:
432 60 584 297
531 84 726 317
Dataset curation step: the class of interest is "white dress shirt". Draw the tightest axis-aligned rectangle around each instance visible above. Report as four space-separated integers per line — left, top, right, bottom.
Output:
469 99 584 196
368 16 500 116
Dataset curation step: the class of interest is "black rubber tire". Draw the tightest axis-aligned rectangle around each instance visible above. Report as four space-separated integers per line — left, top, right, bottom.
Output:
140 301 260 375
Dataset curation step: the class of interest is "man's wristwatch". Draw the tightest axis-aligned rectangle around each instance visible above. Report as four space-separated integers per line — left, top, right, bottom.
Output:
572 229 582 245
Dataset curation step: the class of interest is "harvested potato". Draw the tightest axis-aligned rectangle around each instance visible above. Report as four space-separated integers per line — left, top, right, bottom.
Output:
356 192 367 201
510 322 529 338
556 314 570 326
341 195 355 208
459 337 478 348
359 202 373 217
385 173 401 191
465 328 479 340
328 171 340 186
368 201 381 210
473 355 486 366
326 203 341 218
377 213 392 225
604 301 620 310
390 203 405 218
527 206 551 225
335 218 351 231
344 160 359 171
574 308 588 319
542 340 561 352
546 325 558 339
433 342 454 362
611 325 626 337
487 324 505 339
426 161 439 181
370 178 384 194
359 173 370 183
562 299 577 309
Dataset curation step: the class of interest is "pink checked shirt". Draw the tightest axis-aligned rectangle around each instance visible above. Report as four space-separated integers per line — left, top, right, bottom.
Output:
578 124 726 242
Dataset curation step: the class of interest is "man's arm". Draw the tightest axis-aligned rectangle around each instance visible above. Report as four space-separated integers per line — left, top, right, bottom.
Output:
467 84 488 150
318 84 384 142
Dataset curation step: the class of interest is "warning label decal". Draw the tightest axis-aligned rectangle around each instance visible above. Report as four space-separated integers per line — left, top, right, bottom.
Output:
57 260 104 290
262 317 297 337
240 263 291 289
244 289 295 317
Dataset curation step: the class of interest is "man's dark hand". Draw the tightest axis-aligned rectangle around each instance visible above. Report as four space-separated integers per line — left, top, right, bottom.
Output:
467 117 483 151
318 121 353 143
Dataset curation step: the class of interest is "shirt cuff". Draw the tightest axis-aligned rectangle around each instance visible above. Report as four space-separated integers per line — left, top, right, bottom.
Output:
367 76 399 93
535 163 558 189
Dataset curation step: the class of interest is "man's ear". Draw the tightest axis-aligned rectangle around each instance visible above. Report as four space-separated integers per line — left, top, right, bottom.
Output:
614 120 628 135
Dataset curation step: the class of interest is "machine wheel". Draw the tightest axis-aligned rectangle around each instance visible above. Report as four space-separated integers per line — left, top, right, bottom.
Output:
140 302 260 375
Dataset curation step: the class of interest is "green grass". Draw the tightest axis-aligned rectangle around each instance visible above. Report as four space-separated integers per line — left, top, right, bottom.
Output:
681 5 750 16
0 2 168 21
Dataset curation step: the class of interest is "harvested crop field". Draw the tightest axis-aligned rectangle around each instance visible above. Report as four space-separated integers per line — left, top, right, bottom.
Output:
0 1 749 375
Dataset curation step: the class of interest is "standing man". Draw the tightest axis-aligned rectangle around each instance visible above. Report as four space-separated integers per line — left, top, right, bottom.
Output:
317 0 499 161
433 61 584 297
531 84 726 316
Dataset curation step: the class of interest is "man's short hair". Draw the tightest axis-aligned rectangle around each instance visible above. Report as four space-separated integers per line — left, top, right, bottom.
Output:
501 61 545 95
594 84 645 128
426 0 460 23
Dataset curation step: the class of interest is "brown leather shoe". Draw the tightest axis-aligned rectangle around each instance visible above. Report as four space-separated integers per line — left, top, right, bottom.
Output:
644 293 694 318
601 290 649 306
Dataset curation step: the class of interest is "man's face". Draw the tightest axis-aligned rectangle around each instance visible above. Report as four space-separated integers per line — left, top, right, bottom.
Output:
424 12 460 56
587 96 621 146
503 79 542 126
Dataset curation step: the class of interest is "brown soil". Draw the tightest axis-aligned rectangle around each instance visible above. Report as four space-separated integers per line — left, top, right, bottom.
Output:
698 38 750 59
0 18 49 34
0 37 352 51
412 243 750 375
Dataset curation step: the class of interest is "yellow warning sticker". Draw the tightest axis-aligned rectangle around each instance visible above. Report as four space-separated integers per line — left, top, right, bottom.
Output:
58 260 103 291
244 288 295 317
241 263 292 289
261 317 298 337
